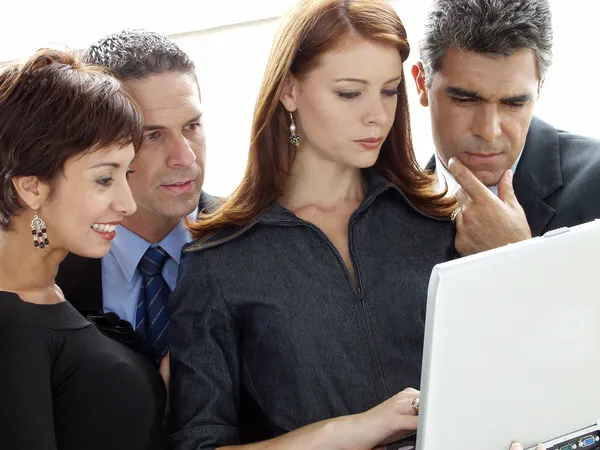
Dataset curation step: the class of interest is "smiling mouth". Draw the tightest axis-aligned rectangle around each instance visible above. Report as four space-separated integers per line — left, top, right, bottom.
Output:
91 223 118 233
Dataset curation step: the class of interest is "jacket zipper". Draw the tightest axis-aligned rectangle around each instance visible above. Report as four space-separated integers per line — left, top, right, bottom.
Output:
272 215 389 401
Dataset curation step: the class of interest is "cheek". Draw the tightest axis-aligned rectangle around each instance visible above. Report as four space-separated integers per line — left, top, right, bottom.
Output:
130 153 162 183
300 98 346 142
191 138 207 164
507 114 532 145
45 192 91 234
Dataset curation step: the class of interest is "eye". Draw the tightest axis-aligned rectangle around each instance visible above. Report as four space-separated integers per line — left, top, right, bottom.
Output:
338 91 361 100
451 97 475 105
503 101 526 110
382 88 400 97
96 177 114 187
126 168 136 179
143 131 161 142
186 122 202 132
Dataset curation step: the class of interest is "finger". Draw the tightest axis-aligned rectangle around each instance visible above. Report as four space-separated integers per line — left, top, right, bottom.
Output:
395 397 420 417
448 157 495 203
454 207 464 229
401 387 420 395
498 169 520 208
455 187 471 207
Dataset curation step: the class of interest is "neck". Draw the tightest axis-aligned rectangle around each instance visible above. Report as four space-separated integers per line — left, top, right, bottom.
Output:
280 147 366 211
0 225 67 292
121 208 181 244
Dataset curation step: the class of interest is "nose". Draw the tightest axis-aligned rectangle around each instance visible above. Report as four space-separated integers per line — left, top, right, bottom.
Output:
365 94 390 126
472 104 502 142
166 134 197 168
114 180 137 216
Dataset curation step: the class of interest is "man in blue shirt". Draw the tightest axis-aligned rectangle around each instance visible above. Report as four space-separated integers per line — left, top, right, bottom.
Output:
56 30 216 369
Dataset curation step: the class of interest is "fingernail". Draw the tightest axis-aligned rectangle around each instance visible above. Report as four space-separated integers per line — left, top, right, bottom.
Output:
507 169 513 181
537 445 545 450
510 443 521 450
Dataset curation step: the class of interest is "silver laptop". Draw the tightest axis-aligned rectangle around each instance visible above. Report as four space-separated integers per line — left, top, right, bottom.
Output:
416 220 600 450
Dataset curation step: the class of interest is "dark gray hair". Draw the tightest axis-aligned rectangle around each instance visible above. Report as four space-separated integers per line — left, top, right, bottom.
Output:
83 29 197 82
419 0 553 86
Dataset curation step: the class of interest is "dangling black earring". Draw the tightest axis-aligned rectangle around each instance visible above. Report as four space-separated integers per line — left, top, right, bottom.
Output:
31 212 49 249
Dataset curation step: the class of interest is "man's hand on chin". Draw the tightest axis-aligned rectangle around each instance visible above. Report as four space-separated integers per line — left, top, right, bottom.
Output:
448 157 532 256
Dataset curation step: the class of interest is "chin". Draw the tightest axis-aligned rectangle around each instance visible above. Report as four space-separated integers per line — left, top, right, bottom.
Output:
353 154 380 169
472 170 504 187
68 241 112 259
157 199 200 220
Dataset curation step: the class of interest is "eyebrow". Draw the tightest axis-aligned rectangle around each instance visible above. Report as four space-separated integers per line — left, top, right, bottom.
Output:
87 162 122 170
446 86 532 103
334 75 402 85
143 113 203 131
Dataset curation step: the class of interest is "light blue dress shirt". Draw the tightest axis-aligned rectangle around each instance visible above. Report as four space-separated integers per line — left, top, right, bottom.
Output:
101 213 194 327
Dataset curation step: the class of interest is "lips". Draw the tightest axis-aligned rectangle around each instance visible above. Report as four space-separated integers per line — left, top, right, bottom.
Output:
161 180 195 195
462 152 503 164
163 180 194 186
464 152 502 157
354 137 384 150
355 137 383 144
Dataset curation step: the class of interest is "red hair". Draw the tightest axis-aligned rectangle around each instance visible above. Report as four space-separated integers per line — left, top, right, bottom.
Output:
189 0 454 238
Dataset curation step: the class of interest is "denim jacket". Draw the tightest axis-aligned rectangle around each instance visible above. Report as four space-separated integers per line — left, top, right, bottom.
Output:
168 171 457 450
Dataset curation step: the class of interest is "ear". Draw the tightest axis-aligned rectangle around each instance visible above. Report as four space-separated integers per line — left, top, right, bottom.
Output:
537 78 545 98
411 62 430 107
279 74 298 112
11 176 51 211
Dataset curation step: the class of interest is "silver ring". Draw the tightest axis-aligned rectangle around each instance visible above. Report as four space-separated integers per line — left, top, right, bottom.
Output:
450 207 462 224
411 397 420 415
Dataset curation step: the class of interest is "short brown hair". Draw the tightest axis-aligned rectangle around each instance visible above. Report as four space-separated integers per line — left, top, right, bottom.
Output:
0 49 143 231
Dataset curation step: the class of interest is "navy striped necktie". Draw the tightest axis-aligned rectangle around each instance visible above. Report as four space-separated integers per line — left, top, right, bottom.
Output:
135 245 171 365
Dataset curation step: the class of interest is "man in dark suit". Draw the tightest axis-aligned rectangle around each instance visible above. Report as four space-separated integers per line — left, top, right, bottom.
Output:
56 30 216 369
411 0 600 256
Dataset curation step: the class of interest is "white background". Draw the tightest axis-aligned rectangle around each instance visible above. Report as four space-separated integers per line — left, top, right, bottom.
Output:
3 0 598 196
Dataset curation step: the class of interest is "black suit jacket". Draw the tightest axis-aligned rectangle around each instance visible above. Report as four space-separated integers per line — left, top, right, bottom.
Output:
56 191 218 316
427 116 600 237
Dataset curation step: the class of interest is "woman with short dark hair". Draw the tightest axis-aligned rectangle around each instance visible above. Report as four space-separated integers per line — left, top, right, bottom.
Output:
0 49 166 449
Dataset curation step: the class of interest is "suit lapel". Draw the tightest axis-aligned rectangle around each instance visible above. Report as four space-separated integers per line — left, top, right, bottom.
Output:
198 191 218 214
425 155 436 172
513 117 563 236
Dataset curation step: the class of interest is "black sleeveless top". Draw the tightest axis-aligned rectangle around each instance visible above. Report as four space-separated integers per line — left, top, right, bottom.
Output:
0 291 167 449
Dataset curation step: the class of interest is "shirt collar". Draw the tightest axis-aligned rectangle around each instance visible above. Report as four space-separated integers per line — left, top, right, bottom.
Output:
108 208 197 282
434 150 524 198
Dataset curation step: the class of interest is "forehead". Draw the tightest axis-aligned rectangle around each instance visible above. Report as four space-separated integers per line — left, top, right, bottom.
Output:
435 47 539 98
67 143 135 170
305 37 403 82
124 72 201 123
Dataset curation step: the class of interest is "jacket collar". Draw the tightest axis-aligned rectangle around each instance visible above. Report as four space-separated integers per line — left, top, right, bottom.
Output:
186 169 445 253
258 169 393 224
512 116 562 235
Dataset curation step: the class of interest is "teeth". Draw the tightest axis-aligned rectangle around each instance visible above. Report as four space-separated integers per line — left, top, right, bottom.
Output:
92 224 117 233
